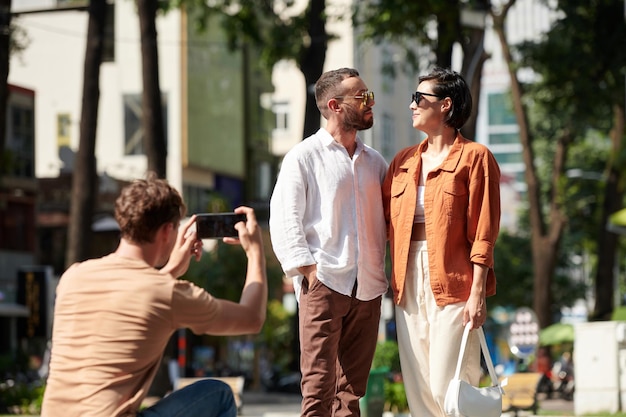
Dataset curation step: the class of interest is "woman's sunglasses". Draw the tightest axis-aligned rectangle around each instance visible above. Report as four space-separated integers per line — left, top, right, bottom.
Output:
412 91 443 104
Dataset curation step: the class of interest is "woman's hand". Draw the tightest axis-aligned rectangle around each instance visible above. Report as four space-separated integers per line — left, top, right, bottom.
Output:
463 263 488 329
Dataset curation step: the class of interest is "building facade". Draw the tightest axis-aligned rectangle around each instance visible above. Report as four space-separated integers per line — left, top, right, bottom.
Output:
5 0 276 362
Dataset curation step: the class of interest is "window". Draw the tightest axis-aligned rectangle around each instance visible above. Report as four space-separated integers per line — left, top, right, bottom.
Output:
380 113 395 161
486 91 524 209
488 93 517 125
57 113 71 147
183 184 212 215
0 200 35 251
273 101 289 133
381 48 395 94
7 105 35 178
489 132 519 145
103 2 115 63
494 152 523 164
123 93 168 156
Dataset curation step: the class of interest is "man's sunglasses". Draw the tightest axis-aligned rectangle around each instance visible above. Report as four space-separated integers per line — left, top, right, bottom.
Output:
412 91 443 104
335 91 375 107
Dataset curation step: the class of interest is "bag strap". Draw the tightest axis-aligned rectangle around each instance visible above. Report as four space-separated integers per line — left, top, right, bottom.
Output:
453 322 502 390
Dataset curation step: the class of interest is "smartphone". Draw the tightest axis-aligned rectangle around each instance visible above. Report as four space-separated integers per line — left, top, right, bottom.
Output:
195 212 247 239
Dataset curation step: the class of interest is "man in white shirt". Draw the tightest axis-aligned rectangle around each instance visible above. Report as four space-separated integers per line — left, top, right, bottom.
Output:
269 68 388 417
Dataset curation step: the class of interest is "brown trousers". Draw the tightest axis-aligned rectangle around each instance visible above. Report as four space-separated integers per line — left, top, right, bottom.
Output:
299 277 382 417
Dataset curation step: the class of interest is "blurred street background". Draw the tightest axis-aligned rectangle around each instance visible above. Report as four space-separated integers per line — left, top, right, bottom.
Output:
1 0 626 415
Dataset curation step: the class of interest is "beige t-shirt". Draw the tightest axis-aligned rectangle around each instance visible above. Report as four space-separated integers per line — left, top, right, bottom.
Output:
41 254 221 417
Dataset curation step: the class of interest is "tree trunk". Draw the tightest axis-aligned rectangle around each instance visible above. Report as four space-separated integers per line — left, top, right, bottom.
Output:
593 170 620 320
592 104 626 320
492 1 567 328
66 0 107 266
300 0 327 139
434 4 457 70
138 0 167 178
460 23 489 141
532 237 556 327
432 0 488 141
0 0 11 175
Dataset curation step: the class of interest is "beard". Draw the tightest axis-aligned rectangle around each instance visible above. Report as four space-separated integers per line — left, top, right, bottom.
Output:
341 106 374 131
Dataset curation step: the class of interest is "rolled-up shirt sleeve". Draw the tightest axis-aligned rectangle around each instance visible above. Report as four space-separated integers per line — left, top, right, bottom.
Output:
468 150 501 268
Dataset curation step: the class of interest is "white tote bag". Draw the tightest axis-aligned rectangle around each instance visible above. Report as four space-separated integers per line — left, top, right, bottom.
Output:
444 323 503 417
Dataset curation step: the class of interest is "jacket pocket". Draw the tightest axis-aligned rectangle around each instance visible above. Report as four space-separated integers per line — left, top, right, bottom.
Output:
390 181 408 219
442 180 468 219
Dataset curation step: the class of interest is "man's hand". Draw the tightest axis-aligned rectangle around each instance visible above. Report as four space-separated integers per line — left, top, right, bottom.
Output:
297 264 317 285
161 215 203 278
223 206 264 258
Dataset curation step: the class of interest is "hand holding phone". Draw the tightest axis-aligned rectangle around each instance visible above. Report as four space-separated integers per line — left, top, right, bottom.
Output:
196 212 247 239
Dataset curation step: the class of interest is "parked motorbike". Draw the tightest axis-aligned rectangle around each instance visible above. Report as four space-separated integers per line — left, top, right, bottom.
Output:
550 354 574 401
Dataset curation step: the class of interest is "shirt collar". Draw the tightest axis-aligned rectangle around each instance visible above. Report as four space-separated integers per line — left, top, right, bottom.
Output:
399 131 466 171
318 127 366 154
439 131 465 172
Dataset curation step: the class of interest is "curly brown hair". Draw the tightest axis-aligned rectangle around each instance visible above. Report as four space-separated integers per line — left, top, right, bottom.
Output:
114 173 186 244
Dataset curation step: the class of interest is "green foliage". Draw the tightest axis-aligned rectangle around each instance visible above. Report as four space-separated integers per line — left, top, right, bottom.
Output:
0 357 14 379
371 340 401 373
612 307 626 321
0 150 15 177
202 190 234 214
493 229 586 313
493 231 535 308
371 341 408 412
385 381 409 413
352 0 440 74
0 351 32 382
353 0 490 74
506 0 626 323
184 241 249 301
517 0 626 241
176 0 334 70
183 240 283 303
518 0 625 126
9 21 30 57
259 299 295 372
353 1 434 45
0 381 44 415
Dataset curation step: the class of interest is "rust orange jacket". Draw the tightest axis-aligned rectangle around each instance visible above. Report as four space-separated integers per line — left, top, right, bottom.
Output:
382 133 501 306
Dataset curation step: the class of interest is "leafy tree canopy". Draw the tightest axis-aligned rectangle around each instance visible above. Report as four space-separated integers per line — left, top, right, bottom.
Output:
353 0 490 73
172 0 338 70
493 229 585 317
517 0 626 131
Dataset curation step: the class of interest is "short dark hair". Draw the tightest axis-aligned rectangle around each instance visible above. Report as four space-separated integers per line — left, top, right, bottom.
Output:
419 67 472 130
315 68 360 116
114 172 186 244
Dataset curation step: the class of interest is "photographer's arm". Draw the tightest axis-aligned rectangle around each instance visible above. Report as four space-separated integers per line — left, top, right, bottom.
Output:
204 207 268 335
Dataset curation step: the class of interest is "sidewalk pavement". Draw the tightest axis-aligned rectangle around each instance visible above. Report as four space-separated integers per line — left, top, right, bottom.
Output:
530 393 574 416
0 391 574 417
240 391 575 417
241 391 301 417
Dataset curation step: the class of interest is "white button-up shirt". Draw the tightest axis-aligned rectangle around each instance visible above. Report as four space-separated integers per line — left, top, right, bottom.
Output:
269 128 388 301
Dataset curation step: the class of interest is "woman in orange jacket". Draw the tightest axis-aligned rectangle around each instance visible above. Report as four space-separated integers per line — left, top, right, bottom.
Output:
382 67 501 417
